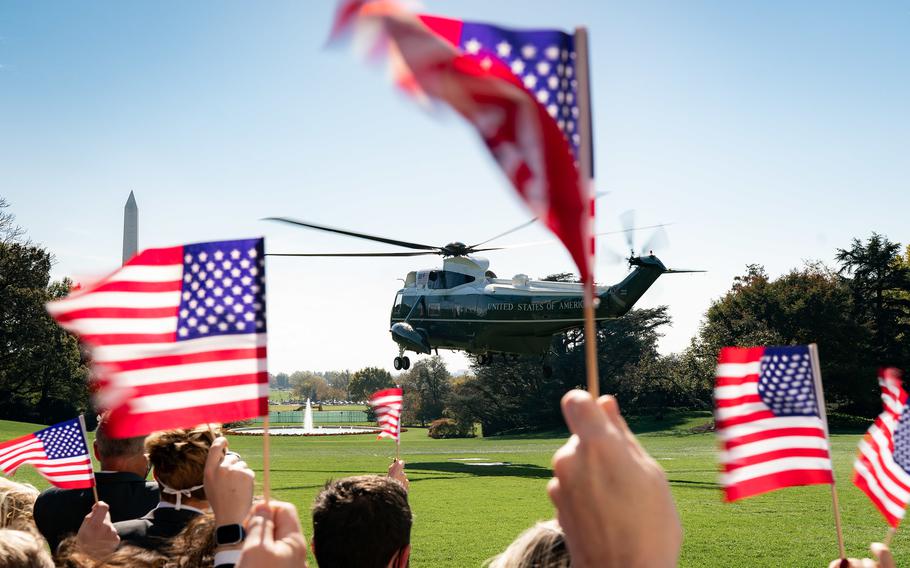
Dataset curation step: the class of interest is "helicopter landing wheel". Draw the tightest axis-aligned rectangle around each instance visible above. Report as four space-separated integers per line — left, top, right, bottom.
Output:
393 357 403 370
402 356 410 370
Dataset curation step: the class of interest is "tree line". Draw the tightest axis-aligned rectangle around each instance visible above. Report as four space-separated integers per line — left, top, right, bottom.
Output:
2 197 908 431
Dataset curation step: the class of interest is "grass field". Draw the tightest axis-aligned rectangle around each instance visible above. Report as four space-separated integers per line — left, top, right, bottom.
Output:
1 416 904 567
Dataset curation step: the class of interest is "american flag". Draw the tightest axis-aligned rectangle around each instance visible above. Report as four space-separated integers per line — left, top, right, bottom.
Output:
369 387 403 441
46 238 268 439
714 345 834 501
332 3 593 282
0 418 95 489
853 368 910 527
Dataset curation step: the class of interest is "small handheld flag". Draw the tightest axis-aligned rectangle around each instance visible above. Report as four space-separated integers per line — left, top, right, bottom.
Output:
370 387 403 442
853 368 910 528
714 345 834 501
46 238 268 438
0 418 95 489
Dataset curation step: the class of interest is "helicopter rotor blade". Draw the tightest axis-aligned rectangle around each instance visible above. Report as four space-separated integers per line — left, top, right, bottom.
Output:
601 246 626 264
468 218 537 249
480 223 674 251
265 251 441 257
264 217 441 252
619 210 636 250
639 225 670 256
468 193 612 249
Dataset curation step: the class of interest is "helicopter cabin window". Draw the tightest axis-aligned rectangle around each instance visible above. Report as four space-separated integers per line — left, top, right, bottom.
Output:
427 301 441 317
426 270 476 290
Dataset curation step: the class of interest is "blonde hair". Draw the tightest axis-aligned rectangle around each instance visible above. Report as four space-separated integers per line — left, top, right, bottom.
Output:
486 520 570 568
0 478 39 531
0 528 54 568
55 540 166 568
145 424 220 501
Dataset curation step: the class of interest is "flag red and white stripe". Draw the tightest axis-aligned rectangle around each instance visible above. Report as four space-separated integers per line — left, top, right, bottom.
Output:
0 418 95 490
714 346 834 501
46 238 268 438
370 387 403 441
853 367 910 527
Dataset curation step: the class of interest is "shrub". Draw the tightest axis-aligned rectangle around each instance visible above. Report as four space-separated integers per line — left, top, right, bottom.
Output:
428 418 475 439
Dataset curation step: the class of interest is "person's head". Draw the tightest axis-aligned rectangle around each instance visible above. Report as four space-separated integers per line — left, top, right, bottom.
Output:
311 475 412 568
0 528 54 568
145 424 220 508
93 413 149 477
485 520 569 568
0 478 38 531
55 541 166 568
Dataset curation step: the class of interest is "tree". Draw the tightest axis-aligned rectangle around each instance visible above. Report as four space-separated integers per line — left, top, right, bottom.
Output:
348 367 395 402
271 372 290 390
400 355 451 426
449 306 673 435
289 371 332 401
0 240 90 423
1 197 26 245
836 233 910 367
693 260 878 412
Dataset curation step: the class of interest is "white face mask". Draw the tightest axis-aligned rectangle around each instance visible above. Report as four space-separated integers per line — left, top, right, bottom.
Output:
159 482 204 510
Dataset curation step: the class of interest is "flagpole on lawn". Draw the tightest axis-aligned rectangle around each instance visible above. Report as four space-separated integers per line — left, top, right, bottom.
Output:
77 414 100 504
809 343 847 561
574 26 599 398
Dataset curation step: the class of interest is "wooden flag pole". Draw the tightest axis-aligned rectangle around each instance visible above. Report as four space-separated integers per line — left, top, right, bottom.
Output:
809 343 846 561
396 385 402 462
262 414 271 503
574 26 598 397
78 414 100 504
884 527 896 547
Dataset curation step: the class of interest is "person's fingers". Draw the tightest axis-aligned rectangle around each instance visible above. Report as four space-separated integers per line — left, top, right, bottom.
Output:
271 501 304 542
598 395 645 457
546 477 562 508
206 437 229 472
561 390 609 439
244 503 273 546
871 542 895 568
85 501 110 522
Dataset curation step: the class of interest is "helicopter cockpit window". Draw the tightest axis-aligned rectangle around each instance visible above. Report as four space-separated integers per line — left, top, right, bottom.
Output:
426 270 475 290
393 293 403 315
404 272 417 287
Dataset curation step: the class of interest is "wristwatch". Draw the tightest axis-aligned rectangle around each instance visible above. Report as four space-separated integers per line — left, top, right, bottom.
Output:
215 524 246 547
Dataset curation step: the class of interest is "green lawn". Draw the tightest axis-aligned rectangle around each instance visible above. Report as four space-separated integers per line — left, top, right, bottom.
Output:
1 417 904 567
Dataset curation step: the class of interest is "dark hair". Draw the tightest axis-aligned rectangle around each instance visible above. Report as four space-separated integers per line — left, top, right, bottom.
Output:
167 512 216 567
312 475 412 568
94 413 146 460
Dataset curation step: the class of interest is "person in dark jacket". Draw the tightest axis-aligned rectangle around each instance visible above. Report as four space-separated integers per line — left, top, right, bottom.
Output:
33 413 158 552
113 425 219 552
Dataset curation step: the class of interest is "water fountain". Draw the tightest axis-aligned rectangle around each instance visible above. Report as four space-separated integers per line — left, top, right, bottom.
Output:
230 398 382 436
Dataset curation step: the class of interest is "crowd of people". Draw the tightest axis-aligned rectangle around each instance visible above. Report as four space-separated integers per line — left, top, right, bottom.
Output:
0 390 897 567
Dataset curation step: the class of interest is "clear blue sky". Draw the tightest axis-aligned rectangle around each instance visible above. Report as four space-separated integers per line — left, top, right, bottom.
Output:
2 1 907 374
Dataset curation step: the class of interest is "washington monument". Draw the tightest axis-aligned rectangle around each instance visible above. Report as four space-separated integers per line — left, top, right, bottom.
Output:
122 191 138 264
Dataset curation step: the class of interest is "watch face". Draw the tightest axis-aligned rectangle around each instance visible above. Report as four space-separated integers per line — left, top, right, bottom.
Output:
216 524 244 546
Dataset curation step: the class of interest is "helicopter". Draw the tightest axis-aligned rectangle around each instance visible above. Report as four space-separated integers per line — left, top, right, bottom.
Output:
266 216 702 371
